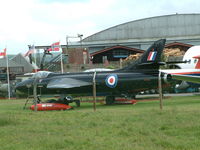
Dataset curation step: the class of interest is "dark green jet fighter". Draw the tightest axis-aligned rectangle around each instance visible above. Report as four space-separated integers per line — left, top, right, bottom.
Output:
16 39 171 104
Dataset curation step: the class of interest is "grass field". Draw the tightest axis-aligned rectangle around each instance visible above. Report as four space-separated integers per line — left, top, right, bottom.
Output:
0 95 200 150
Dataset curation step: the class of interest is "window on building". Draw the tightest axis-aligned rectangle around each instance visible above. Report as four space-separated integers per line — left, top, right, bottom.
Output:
113 49 129 58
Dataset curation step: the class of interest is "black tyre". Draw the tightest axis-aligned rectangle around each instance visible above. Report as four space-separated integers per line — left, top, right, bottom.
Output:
75 100 80 107
105 96 115 105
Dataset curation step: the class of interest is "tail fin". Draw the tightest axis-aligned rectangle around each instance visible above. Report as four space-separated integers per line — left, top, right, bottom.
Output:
193 55 200 69
122 39 166 70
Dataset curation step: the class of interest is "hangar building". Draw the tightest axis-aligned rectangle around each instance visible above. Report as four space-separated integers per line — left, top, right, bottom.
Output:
68 13 200 63
35 14 200 65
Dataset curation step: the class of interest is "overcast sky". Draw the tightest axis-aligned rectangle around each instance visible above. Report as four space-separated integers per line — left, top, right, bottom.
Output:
0 0 200 54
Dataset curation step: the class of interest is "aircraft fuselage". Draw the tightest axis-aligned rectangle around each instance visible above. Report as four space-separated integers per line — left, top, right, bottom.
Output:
16 70 161 96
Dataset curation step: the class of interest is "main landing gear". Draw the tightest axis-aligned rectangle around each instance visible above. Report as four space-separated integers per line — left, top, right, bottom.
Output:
47 96 80 107
23 95 80 110
105 96 115 105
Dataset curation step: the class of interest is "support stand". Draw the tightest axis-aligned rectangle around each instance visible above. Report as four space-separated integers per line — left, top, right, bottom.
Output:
93 72 97 112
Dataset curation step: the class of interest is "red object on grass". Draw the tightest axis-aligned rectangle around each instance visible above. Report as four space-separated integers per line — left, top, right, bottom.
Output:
30 103 73 111
115 98 137 104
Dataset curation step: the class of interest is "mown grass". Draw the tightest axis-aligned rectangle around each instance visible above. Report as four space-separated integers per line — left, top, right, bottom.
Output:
0 95 200 150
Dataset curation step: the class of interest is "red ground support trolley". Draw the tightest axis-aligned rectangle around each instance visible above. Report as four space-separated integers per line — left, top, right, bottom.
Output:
30 103 73 111
115 98 137 104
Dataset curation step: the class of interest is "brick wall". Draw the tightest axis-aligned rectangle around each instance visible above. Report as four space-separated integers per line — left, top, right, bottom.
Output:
67 48 89 64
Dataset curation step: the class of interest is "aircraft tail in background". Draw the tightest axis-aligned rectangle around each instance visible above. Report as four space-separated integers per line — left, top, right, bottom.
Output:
122 39 166 71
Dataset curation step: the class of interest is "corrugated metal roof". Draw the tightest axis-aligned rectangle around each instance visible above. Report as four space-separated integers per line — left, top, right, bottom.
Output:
83 14 200 42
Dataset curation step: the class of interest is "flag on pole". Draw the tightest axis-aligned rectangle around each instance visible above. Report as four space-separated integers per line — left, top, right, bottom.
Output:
24 45 35 57
48 42 60 51
0 48 6 57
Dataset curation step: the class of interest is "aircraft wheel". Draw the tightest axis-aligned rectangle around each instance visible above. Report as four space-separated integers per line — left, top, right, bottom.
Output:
105 96 115 105
74 100 80 107
130 94 136 99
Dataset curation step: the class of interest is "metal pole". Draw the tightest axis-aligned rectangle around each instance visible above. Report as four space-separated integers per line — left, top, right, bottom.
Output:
37 49 40 68
33 45 37 72
6 51 11 100
93 72 97 112
60 52 64 73
78 34 83 49
158 71 163 110
33 78 38 112
66 36 68 49
120 58 123 69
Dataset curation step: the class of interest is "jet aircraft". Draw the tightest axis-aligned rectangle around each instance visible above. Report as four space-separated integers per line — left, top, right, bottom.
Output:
16 39 171 104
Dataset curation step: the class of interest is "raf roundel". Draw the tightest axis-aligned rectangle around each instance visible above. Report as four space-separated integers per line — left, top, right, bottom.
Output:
105 74 118 88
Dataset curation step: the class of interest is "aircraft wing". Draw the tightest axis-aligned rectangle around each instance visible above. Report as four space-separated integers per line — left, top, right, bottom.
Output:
172 74 200 84
47 78 92 89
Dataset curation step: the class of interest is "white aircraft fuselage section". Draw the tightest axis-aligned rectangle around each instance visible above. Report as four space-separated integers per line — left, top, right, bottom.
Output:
177 46 200 69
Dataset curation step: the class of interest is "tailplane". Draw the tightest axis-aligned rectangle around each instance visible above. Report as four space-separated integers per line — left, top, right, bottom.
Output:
122 39 166 71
